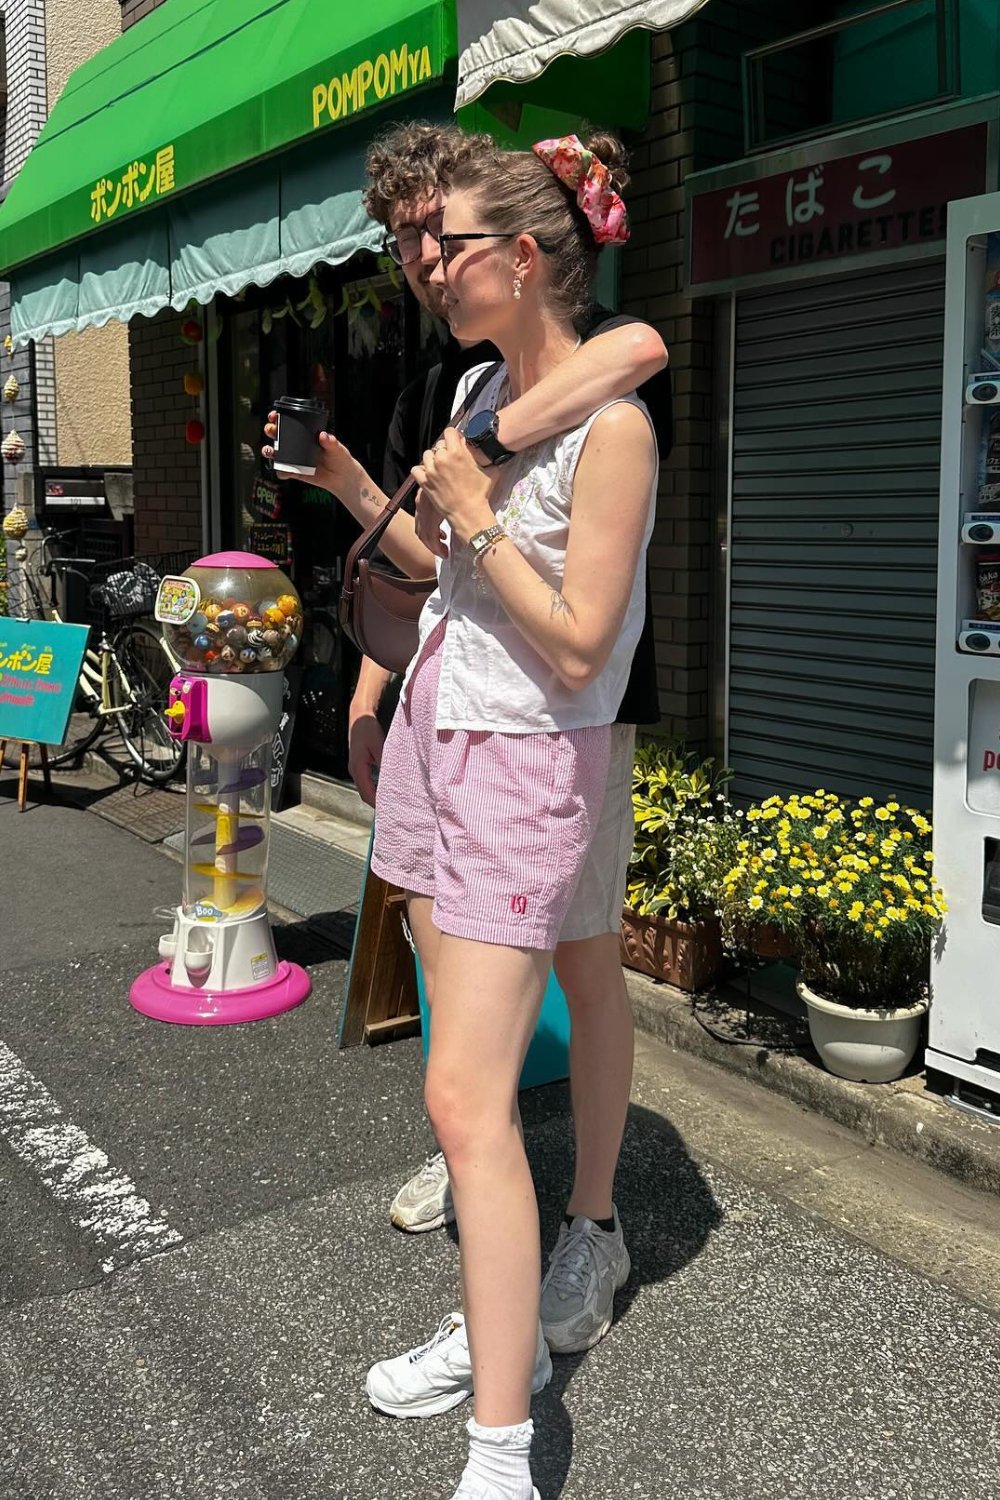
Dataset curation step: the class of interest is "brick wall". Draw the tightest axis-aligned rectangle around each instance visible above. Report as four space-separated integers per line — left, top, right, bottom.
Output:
128 310 203 556
1 0 50 518
120 0 169 30
620 0 812 754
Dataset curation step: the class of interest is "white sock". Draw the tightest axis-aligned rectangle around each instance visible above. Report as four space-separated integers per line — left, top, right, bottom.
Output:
458 1416 534 1499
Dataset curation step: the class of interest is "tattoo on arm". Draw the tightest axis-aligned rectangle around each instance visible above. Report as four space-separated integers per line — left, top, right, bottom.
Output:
549 591 571 619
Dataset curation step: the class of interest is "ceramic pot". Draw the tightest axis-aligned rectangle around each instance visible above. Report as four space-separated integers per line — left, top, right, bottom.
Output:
796 977 927 1083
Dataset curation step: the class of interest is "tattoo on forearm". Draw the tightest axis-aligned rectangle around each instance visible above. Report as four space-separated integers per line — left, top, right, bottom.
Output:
549 592 571 618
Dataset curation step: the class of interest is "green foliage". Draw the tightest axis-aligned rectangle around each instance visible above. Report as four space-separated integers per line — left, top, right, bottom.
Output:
625 740 734 921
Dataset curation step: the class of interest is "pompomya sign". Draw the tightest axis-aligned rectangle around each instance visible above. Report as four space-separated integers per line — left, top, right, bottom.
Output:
311 42 434 129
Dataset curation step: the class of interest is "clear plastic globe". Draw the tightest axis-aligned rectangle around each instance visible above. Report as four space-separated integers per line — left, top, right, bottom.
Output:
160 552 302 674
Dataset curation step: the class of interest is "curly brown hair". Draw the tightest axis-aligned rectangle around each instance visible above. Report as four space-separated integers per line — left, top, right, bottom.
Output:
363 120 494 228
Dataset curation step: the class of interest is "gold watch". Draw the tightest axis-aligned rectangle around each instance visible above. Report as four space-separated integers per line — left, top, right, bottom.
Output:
468 523 508 564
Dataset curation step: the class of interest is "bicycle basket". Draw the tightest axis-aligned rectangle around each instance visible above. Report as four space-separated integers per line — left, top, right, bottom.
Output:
90 551 197 620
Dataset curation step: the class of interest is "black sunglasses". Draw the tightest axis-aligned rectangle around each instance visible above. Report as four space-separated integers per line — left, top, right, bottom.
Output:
437 232 556 270
382 208 445 266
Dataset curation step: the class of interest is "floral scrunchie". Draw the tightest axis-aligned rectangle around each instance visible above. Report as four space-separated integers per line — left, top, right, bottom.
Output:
531 133 630 245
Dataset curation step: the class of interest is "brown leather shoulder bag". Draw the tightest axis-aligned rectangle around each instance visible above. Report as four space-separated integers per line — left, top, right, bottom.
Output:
339 362 502 674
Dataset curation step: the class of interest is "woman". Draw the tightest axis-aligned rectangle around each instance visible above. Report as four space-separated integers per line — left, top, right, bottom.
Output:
366 133 658 1500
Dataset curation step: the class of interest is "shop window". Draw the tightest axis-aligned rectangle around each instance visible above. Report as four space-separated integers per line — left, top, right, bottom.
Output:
218 253 425 782
743 0 961 153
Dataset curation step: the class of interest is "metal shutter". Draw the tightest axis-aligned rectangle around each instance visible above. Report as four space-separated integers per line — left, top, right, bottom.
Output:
728 260 944 808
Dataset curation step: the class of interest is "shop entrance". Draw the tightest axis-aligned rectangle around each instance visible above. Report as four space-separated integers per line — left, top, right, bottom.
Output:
218 255 445 786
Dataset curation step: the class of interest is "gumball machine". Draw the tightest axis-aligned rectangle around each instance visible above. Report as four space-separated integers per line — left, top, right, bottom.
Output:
130 551 311 1024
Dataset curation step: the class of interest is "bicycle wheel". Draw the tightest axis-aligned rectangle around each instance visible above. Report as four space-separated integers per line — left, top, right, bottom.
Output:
45 678 106 768
111 622 185 785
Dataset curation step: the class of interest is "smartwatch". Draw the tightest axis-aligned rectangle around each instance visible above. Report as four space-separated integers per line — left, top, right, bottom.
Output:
463 408 516 467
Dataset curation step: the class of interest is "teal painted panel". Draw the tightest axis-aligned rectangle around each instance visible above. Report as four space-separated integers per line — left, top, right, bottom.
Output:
415 957 570 1092
0 620 88 745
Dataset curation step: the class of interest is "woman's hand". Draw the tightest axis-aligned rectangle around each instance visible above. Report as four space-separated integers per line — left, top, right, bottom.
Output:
262 412 356 495
411 427 494 547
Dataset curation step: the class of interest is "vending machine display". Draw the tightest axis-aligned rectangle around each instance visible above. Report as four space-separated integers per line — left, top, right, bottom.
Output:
930 194 1000 1113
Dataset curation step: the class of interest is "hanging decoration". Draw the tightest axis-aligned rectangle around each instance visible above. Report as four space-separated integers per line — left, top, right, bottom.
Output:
1 429 25 463
2 504 28 539
179 306 205 445
3 375 19 403
3 335 13 360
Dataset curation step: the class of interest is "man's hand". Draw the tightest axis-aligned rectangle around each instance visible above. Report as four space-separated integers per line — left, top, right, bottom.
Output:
348 706 384 808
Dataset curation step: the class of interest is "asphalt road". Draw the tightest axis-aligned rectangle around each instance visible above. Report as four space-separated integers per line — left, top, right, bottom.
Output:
3 780 1000 1500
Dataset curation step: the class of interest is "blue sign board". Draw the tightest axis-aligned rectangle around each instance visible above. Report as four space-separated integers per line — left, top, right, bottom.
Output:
0 619 88 745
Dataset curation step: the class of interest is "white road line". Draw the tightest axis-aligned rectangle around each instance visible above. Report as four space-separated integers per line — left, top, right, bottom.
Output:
0 1039 183 1273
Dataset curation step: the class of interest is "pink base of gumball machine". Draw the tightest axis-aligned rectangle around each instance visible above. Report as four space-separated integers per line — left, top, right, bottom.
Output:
130 960 310 1025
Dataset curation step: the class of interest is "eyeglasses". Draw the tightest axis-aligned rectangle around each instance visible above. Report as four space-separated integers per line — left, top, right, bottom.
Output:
436 232 516 270
436 232 556 271
382 209 445 266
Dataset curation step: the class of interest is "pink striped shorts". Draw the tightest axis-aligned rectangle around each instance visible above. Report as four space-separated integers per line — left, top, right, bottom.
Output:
371 621 611 949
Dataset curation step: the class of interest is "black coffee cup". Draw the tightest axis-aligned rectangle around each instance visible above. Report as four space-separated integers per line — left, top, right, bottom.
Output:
272 396 328 477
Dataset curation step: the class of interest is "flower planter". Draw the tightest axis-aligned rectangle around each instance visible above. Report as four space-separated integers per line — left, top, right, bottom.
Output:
620 909 723 992
729 920 796 962
796 978 927 1083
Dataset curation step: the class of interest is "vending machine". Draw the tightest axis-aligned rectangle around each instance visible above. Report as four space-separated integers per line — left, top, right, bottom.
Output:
930 192 1000 1114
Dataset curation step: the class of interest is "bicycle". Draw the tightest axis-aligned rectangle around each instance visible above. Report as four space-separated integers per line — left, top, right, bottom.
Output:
19 531 192 786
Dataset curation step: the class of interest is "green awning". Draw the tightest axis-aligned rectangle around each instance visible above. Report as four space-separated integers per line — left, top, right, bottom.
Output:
0 0 456 277
8 99 451 345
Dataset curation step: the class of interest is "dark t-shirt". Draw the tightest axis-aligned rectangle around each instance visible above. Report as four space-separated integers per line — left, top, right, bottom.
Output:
380 309 671 726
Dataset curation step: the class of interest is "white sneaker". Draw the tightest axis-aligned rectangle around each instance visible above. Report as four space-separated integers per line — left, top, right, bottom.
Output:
540 1206 631 1354
389 1150 455 1233
450 1485 540 1500
366 1312 553 1419
450 1484 540 1500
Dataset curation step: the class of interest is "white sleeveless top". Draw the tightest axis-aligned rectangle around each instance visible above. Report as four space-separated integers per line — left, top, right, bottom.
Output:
401 363 658 733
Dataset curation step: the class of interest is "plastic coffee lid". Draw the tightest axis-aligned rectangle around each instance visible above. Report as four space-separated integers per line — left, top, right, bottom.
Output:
274 396 327 415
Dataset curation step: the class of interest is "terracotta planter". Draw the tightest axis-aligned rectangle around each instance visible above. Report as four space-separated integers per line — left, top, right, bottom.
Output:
796 978 927 1083
730 920 796 962
620 909 723 992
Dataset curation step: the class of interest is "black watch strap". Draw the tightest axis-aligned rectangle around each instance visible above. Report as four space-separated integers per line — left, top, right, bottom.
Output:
466 411 516 467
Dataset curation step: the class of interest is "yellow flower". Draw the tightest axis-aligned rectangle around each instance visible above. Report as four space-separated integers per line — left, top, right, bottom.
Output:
859 797 874 808
848 901 864 921
790 884 803 898
887 801 900 812
875 807 891 821
749 895 764 911
813 825 830 841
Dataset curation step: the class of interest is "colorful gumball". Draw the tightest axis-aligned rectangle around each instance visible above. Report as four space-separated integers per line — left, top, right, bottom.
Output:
194 633 211 650
232 603 251 624
191 611 208 632
217 609 236 630
262 606 285 628
226 626 248 648
277 594 298 617
203 601 221 622
263 629 282 649
220 646 237 663
239 647 257 664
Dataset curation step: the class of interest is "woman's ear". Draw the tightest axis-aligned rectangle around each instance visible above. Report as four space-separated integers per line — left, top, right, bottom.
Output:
514 232 539 281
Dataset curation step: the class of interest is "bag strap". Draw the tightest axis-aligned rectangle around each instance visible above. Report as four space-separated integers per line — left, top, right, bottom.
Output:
348 360 504 563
